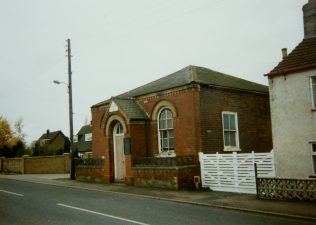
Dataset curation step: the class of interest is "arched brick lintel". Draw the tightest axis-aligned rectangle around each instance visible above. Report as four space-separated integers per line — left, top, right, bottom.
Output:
151 100 178 120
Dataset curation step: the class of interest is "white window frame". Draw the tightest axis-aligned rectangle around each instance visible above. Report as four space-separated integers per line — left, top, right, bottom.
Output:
310 76 316 109
40 139 49 146
73 135 78 143
311 143 316 174
85 133 92 142
157 107 175 156
222 111 240 151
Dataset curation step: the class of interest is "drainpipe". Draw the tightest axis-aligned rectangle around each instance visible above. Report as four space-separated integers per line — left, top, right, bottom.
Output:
145 120 149 157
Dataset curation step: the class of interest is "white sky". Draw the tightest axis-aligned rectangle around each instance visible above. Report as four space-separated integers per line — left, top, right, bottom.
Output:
0 0 307 144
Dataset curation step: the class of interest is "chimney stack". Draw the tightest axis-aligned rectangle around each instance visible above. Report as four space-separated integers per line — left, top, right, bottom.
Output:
303 0 316 39
46 129 50 136
281 48 288 59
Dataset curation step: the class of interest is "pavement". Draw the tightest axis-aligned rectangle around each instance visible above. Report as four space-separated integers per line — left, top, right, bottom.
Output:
1 174 316 221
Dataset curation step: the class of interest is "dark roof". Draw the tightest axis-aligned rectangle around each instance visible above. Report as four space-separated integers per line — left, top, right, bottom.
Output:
38 130 68 143
77 125 92 135
93 65 268 108
112 98 149 120
266 37 316 77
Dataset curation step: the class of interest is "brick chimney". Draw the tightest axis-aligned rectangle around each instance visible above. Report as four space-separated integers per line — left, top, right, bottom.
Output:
303 0 316 39
281 48 288 59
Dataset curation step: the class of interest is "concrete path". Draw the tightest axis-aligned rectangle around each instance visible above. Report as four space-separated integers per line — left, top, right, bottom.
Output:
1 174 315 221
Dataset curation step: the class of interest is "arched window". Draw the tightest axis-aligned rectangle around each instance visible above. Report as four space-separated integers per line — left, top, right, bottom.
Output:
158 108 174 153
114 122 123 135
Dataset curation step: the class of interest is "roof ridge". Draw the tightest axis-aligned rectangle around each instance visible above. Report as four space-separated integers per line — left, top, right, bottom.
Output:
92 65 268 108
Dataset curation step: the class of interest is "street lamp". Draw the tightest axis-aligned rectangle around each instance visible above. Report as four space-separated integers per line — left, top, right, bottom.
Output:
53 80 65 85
53 39 75 180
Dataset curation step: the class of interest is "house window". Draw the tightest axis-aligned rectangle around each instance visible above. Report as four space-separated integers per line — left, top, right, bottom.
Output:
85 133 92 141
222 112 240 151
310 76 316 109
73 135 78 143
312 143 316 174
40 139 50 146
158 108 174 154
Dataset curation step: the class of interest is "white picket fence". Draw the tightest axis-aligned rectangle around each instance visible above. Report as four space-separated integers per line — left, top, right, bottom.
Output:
199 150 275 194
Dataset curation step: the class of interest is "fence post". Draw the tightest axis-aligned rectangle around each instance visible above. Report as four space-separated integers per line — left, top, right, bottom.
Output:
254 163 259 198
198 152 204 187
233 152 238 191
216 152 220 188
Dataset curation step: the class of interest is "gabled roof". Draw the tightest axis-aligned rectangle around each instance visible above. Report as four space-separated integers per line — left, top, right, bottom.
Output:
111 98 149 120
93 65 268 108
38 130 68 142
266 37 316 77
77 125 92 135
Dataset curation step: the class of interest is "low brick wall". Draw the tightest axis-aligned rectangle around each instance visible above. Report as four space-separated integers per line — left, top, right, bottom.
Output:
24 155 70 174
132 165 198 190
257 177 316 201
2 158 23 173
0 155 70 174
75 166 107 183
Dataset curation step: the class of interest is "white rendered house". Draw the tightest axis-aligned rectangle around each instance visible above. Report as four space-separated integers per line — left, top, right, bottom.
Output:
266 0 316 178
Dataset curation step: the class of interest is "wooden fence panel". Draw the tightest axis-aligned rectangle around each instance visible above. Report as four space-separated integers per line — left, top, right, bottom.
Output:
199 151 275 194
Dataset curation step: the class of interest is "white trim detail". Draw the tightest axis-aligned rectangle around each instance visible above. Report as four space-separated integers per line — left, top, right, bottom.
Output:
109 101 118 112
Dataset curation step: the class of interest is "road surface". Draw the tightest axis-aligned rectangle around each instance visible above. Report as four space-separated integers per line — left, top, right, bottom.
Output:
0 179 314 225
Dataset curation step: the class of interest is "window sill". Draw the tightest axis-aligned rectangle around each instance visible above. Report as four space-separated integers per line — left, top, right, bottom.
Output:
223 147 241 152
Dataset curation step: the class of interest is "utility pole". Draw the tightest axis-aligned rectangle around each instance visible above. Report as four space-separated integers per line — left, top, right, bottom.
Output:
67 38 75 180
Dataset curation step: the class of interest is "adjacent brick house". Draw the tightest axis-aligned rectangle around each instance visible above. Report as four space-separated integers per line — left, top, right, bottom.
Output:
34 130 70 156
90 65 272 187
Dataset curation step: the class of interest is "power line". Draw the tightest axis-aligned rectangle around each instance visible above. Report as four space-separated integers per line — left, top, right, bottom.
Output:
104 0 226 43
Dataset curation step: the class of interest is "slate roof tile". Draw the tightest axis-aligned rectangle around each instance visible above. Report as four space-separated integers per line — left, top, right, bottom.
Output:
93 65 268 108
77 125 92 135
113 98 149 120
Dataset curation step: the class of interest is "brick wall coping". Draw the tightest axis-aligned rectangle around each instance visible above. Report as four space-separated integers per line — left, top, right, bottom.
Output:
132 165 197 170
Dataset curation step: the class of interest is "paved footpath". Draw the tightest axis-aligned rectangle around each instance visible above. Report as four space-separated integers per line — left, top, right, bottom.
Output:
1 174 316 221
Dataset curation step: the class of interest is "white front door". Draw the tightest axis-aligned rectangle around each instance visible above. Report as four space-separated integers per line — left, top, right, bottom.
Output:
113 123 125 181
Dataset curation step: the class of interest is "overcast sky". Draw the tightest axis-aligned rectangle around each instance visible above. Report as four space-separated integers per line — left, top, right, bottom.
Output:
0 0 307 144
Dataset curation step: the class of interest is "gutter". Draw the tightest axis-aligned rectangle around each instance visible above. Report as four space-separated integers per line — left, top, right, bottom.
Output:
265 63 316 77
